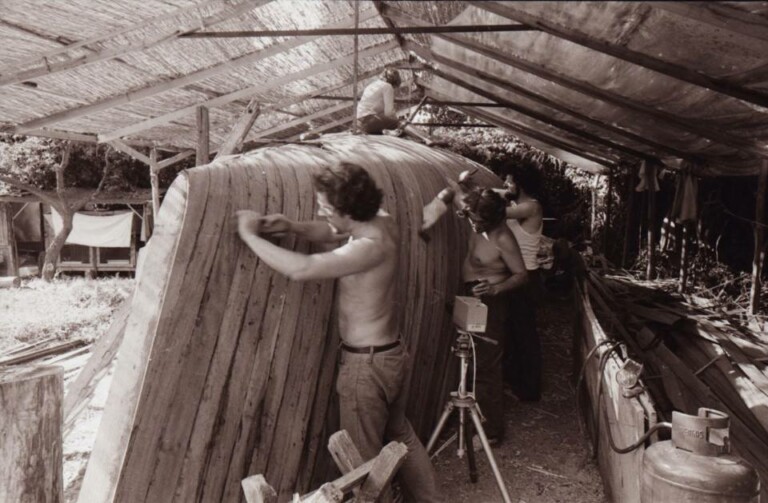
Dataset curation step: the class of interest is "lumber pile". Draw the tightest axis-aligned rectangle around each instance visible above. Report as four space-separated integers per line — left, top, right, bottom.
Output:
585 270 768 500
78 134 500 502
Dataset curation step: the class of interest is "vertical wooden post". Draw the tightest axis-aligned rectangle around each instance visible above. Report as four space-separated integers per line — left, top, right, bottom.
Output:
604 171 613 256
590 175 597 243
0 202 19 276
679 222 689 293
351 1 360 132
0 365 64 503
749 159 768 314
622 165 637 269
196 106 209 166
645 161 657 280
149 149 160 218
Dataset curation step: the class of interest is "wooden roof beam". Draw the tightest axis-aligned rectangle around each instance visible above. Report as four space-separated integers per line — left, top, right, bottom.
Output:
649 2 768 42
423 64 655 162
11 9 381 134
214 99 261 159
440 95 619 170
98 39 399 143
423 85 621 168
384 6 768 159
0 0 273 88
253 102 351 139
405 41 691 160
178 24 534 38
470 1 768 108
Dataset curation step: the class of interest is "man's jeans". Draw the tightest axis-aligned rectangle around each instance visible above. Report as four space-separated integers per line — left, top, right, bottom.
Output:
337 344 440 502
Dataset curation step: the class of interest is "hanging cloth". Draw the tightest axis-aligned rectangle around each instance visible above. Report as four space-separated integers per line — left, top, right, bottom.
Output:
48 209 133 248
670 165 698 223
635 161 660 192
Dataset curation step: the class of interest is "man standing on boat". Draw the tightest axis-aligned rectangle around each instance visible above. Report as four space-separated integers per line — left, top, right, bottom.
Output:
236 160 439 502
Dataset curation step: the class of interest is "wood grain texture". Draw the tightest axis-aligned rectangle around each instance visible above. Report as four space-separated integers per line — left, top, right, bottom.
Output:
0 365 63 503
81 134 497 502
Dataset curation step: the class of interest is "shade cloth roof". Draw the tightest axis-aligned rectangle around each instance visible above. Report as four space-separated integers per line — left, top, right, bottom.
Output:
1 1 766 175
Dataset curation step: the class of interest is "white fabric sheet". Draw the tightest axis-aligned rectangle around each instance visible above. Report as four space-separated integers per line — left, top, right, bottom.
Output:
49 209 132 248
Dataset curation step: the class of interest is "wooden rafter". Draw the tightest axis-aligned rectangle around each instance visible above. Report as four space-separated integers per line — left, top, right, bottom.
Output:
214 99 261 159
470 1 768 108
0 0 273 88
649 2 768 42
253 102 351 139
178 24 534 38
425 65 654 161
406 41 691 160
98 39 399 143
383 6 768 159
451 100 619 170
11 9 380 135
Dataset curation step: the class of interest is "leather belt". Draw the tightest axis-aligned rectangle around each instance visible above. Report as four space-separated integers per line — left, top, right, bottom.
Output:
341 340 400 354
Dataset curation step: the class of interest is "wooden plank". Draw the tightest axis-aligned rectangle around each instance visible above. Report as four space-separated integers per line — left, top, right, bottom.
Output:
15 9 381 135
63 302 129 434
215 99 261 158
107 139 151 166
327 430 364 499
645 161 657 280
0 365 63 503
78 169 205 503
180 23 534 38
471 1 768 108
157 150 195 170
242 474 277 503
196 106 210 166
122 167 230 503
359 442 408 501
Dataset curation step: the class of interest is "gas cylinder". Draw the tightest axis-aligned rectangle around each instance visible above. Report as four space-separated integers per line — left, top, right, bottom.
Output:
642 408 760 502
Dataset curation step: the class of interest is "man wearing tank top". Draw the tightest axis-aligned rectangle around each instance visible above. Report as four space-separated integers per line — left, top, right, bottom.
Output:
498 162 544 402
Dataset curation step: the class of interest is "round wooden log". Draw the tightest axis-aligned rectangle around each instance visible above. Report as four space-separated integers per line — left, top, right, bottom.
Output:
80 135 500 502
0 365 64 503
0 276 20 288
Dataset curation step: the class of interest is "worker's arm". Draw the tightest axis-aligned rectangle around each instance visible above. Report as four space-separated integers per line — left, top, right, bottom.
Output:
382 84 395 117
258 213 349 243
505 200 540 220
237 211 382 281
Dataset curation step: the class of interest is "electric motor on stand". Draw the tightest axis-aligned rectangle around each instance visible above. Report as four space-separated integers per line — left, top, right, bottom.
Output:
642 408 760 502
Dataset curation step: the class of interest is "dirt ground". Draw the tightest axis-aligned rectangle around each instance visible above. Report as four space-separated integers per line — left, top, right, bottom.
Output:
432 294 608 503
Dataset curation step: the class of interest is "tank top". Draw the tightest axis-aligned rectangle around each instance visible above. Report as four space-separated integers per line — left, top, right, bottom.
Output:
507 218 542 271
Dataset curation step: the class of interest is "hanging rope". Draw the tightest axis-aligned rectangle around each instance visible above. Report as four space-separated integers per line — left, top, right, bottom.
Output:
351 1 360 133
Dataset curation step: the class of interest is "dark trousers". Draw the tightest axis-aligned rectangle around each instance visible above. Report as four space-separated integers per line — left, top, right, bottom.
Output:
359 113 400 134
503 271 543 401
463 283 513 441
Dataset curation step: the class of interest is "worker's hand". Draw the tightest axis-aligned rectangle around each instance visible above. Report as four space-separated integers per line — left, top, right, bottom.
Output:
235 210 262 239
259 213 293 236
471 279 495 297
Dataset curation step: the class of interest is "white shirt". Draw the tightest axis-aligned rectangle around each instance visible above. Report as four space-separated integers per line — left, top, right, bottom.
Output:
357 79 394 118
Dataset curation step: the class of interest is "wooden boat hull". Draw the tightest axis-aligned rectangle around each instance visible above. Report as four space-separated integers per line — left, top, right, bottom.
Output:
79 135 499 502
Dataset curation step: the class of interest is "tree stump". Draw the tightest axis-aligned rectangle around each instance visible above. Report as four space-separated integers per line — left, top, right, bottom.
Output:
0 365 64 503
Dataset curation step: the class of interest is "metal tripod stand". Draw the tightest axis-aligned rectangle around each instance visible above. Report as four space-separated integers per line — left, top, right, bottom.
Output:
426 330 512 503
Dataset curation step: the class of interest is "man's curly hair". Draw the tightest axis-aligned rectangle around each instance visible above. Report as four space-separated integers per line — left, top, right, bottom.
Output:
312 161 383 222
461 187 507 228
497 159 543 198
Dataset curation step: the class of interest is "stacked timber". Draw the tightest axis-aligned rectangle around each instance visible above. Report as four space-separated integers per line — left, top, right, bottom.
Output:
78 135 499 502
585 270 768 501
